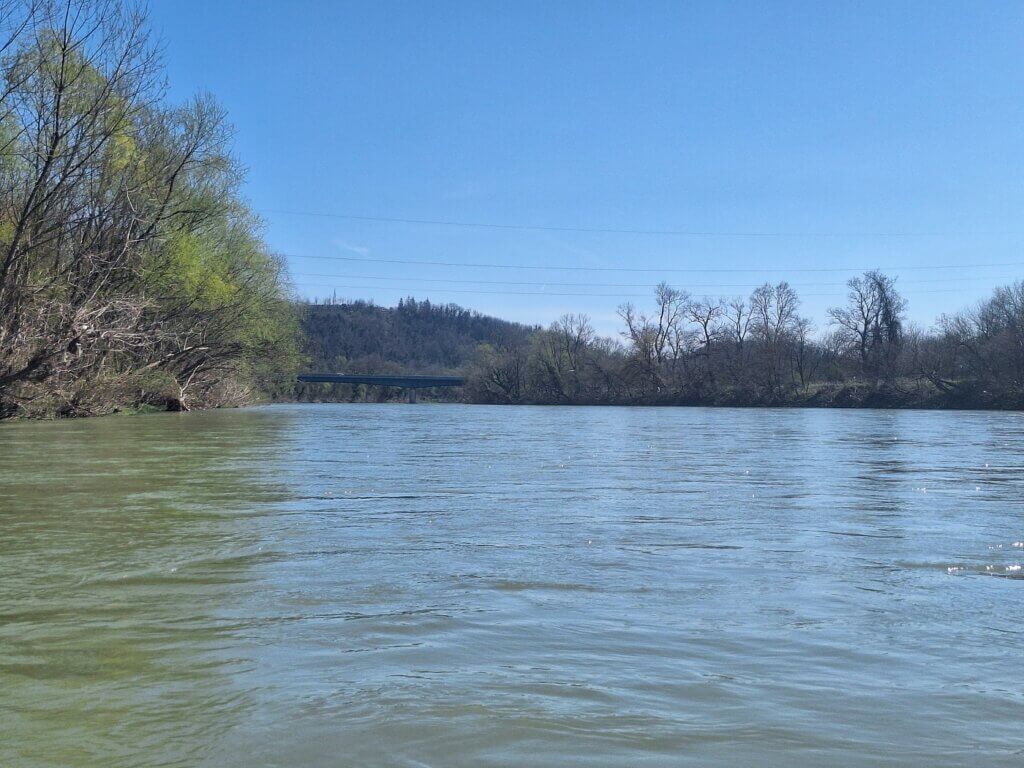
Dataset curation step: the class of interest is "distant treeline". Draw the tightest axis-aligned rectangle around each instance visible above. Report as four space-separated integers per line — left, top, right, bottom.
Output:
298 298 534 401
0 1 298 418
465 273 1024 408
302 273 1024 410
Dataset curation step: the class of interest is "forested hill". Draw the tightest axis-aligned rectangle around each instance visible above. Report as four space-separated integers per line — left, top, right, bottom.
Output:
301 298 537 375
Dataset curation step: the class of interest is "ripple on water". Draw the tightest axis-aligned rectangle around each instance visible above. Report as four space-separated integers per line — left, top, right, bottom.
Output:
4 404 1024 768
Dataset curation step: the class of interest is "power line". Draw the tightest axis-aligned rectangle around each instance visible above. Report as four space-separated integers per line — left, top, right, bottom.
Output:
289 270 1019 290
263 208 1021 239
293 281 970 300
282 251 1024 274
296 284 662 298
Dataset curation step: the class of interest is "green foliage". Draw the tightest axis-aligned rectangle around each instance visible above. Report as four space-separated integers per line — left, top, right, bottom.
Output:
0 0 298 416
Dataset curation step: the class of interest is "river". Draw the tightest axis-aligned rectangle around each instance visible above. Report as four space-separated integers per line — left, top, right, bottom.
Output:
2 404 1023 766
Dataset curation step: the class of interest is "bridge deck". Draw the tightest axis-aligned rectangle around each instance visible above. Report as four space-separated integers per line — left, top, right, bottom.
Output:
297 373 465 388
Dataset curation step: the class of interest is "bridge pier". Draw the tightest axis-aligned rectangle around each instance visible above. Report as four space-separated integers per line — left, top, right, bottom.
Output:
406 388 418 404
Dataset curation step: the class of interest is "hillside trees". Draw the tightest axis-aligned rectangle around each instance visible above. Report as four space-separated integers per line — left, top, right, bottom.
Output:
301 297 535 376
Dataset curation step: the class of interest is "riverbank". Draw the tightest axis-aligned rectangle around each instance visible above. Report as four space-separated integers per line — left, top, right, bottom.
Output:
464 379 1024 411
665 381 1022 411
7 377 1023 421
0 374 281 421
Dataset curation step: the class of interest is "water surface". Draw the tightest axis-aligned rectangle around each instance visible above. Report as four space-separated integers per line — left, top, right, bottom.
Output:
2 404 1024 766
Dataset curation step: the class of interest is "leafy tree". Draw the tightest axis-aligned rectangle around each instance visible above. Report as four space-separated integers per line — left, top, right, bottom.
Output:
0 0 297 416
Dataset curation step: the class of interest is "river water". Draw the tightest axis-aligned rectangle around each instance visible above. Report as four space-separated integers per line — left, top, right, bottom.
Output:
2 404 1023 767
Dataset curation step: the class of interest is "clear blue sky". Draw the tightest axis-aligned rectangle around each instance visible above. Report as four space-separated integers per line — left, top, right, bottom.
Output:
148 0 1024 334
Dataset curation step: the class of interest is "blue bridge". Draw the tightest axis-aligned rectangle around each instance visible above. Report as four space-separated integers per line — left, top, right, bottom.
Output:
297 373 466 402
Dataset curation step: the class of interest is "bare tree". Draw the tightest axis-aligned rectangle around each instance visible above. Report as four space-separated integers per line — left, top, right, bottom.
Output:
828 270 907 381
467 342 527 403
793 316 816 390
749 281 802 392
618 282 690 392
938 281 1024 392
720 297 753 388
685 296 724 388
532 313 595 402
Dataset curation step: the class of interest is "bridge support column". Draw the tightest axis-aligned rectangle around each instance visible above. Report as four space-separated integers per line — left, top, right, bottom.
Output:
406 388 418 404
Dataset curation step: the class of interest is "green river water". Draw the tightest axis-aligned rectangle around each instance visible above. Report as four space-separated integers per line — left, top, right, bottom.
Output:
2 404 1023 766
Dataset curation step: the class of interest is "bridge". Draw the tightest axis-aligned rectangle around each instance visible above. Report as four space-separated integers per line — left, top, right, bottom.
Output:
297 373 466 403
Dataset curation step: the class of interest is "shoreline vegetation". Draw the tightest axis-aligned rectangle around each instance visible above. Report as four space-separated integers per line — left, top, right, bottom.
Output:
0 1 299 419
453 273 1024 411
3 2 1024 420
297 280 1024 413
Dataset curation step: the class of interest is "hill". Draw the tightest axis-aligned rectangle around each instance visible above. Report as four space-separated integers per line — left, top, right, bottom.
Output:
300 297 536 378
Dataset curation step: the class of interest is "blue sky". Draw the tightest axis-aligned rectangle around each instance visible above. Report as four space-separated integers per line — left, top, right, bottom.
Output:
148 0 1024 334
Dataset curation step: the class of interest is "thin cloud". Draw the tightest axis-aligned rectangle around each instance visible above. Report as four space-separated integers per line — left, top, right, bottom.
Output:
334 239 371 256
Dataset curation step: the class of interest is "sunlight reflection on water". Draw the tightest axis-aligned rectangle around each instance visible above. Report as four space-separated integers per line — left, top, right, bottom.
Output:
2 404 1024 767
